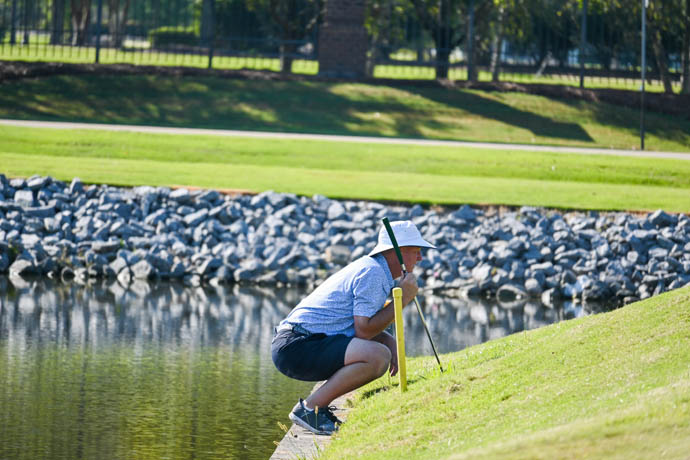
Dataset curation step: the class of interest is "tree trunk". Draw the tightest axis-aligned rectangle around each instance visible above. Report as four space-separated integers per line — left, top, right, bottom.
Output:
435 0 451 80
280 42 297 73
467 0 477 82
108 0 131 48
435 46 451 79
490 6 504 82
650 27 674 94
200 0 214 47
682 0 690 94
70 0 91 46
51 0 65 45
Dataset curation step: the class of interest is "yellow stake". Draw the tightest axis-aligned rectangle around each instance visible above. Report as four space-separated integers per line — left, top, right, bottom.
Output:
393 287 407 393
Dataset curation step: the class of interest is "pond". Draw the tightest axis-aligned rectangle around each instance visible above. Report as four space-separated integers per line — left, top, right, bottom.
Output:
0 276 615 460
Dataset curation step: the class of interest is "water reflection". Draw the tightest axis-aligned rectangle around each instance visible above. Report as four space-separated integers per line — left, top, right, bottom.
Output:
0 276 312 460
397 292 608 357
0 276 613 460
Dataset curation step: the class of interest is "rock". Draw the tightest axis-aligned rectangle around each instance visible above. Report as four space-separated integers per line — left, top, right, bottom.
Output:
169 188 192 203
109 257 129 274
0 252 8 272
196 257 222 276
14 190 35 207
27 176 50 191
131 259 156 279
327 201 347 220
648 209 676 228
496 284 527 302
9 258 37 276
92 241 121 253
471 265 493 283
24 205 56 218
184 208 208 227
69 178 85 194
524 278 543 296
325 245 351 265
453 205 477 221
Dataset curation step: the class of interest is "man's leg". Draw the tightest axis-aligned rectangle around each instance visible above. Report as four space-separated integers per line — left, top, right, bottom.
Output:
305 337 391 409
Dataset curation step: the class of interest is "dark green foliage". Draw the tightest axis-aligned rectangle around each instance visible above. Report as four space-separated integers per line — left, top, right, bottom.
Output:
148 26 198 47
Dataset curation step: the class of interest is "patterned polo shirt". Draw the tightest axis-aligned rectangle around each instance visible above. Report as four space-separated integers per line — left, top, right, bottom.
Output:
280 254 395 337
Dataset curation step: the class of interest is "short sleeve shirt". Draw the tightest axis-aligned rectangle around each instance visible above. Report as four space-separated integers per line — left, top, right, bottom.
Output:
280 254 395 337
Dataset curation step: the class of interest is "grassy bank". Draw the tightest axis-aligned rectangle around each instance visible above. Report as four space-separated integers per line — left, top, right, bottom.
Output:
0 50 679 93
1 75 689 152
322 287 690 460
2 125 690 212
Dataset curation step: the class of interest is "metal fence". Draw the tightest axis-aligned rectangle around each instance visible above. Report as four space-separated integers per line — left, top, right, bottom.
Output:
0 0 684 89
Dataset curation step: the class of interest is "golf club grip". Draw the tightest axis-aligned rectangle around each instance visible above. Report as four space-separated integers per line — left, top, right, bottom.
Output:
382 218 407 272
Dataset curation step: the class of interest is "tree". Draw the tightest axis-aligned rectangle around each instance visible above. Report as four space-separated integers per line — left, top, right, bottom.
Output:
489 0 507 81
107 0 131 48
70 0 91 46
247 0 323 73
409 0 467 79
645 0 685 94
680 0 690 93
51 0 66 45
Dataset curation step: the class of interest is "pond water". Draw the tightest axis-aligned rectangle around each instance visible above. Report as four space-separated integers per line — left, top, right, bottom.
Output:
0 276 615 460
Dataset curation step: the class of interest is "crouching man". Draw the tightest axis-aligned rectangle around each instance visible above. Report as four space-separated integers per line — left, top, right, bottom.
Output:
271 220 435 435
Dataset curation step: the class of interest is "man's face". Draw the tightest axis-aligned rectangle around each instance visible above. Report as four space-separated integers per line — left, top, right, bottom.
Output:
400 246 423 271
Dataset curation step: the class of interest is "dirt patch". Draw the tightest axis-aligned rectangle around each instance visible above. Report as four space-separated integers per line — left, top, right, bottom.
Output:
1 59 689 119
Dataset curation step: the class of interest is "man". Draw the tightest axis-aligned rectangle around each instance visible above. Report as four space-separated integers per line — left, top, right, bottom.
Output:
272 220 435 435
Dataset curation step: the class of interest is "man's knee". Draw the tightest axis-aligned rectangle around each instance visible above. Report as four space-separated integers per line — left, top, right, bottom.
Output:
372 343 391 377
345 338 391 377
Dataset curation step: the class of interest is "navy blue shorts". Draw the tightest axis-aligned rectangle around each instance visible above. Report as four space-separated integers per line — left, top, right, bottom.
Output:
272 328 354 382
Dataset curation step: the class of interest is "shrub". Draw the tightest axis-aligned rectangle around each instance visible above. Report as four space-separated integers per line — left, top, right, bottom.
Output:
148 27 198 48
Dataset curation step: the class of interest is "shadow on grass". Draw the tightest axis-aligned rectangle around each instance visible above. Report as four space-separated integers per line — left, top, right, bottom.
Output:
557 97 690 148
359 377 423 400
406 86 594 142
0 75 429 137
9 74 689 147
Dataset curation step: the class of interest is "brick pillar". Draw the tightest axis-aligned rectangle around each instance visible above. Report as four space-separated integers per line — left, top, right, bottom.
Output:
318 0 368 78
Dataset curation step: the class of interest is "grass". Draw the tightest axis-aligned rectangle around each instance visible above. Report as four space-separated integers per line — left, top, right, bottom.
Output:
321 286 690 460
1 75 689 152
0 42 681 93
2 125 690 212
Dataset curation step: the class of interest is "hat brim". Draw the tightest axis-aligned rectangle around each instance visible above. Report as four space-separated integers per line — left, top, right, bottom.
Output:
368 241 436 257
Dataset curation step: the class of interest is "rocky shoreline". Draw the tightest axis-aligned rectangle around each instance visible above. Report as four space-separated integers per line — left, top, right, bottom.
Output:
1 174 689 305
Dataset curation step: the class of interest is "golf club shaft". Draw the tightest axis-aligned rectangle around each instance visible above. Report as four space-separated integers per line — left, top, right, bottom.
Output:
382 218 444 372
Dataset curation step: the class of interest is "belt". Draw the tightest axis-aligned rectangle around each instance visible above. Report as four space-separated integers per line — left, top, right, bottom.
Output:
275 323 313 336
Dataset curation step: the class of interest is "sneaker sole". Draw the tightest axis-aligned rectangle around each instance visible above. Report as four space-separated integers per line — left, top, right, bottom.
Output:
289 412 333 436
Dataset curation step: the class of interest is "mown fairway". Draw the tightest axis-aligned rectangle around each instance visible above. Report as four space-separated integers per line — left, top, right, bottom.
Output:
2 125 690 212
321 287 690 460
1 75 689 151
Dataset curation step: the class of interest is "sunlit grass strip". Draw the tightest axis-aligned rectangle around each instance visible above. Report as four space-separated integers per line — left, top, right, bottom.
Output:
321 287 690 460
2 151 690 212
3 126 690 190
0 44 678 93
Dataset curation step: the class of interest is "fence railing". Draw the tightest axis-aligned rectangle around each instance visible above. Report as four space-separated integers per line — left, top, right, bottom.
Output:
0 0 684 92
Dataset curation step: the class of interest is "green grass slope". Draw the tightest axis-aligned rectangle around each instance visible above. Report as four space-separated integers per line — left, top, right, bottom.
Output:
1 75 689 151
322 287 690 460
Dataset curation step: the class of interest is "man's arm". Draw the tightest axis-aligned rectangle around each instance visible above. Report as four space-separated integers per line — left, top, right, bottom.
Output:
353 273 418 340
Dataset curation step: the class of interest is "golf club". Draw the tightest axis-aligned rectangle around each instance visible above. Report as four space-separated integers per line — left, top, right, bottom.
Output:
382 217 444 373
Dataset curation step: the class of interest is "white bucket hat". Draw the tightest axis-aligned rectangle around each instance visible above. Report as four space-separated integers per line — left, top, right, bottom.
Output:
368 220 436 256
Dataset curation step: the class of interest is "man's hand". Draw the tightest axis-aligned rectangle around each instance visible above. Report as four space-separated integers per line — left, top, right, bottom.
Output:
377 332 398 377
399 273 418 307
389 343 399 377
